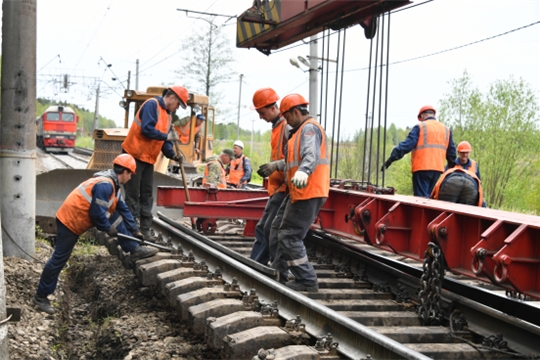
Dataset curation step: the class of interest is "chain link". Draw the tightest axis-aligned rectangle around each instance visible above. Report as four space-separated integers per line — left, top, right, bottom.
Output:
417 242 445 325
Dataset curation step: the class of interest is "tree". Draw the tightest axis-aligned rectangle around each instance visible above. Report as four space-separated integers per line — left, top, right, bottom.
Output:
439 71 540 209
176 19 235 118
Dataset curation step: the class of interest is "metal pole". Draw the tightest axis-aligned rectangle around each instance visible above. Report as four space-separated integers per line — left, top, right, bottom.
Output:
93 84 100 133
1 0 37 261
309 35 318 119
135 59 139 90
236 74 243 140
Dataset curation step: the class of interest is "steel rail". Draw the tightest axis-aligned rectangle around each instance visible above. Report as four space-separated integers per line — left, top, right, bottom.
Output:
49 153 73 169
151 216 431 360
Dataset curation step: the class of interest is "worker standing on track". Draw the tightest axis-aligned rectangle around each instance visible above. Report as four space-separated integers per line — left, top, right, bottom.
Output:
122 86 187 240
173 113 205 155
431 141 486 207
227 140 252 189
202 148 234 189
249 88 290 265
258 93 330 292
381 105 456 197
33 154 157 314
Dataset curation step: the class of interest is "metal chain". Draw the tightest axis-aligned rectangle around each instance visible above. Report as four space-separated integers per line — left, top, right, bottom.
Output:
417 242 444 325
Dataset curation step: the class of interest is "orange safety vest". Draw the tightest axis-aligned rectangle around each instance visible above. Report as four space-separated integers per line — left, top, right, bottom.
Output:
176 120 202 144
57 177 120 235
455 159 477 175
431 168 484 206
202 159 227 189
122 98 171 164
228 154 247 185
268 118 287 196
286 117 330 203
411 120 450 172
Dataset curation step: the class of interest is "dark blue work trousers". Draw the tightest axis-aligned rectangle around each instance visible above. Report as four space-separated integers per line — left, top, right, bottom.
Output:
269 195 326 286
37 216 138 296
250 191 286 265
412 170 442 197
123 157 155 230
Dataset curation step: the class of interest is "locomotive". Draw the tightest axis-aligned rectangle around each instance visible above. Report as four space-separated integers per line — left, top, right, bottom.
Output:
36 105 78 152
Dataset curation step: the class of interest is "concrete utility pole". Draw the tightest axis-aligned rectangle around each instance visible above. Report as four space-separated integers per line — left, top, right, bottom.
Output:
236 74 244 140
1 0 37 259
309 35 319 119
1 0 37 356
135 59 139 90
93 84 100 133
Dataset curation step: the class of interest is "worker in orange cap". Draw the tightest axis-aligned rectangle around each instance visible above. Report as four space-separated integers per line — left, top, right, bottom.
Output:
249 87 290 265
122 86 188 240
258 93 330 292
33 154 157 314
454 141 482 179
381 105 456 197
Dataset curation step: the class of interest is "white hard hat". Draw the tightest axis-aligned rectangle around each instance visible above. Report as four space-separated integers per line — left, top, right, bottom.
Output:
234 140 244 149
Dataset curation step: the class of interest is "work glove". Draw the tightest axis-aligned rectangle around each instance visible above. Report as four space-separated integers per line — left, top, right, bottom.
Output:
133 231 145 240
257 161 279 178
172 154 184 163
107 227 118 238
291 170 309 189
380 159 392 172
167 130 178 141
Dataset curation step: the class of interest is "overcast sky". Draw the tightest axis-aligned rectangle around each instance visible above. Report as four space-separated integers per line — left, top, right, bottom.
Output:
24 0 540 137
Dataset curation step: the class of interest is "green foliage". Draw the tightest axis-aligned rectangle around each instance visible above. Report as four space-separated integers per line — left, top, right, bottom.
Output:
439 71 540 211
76 136 94 149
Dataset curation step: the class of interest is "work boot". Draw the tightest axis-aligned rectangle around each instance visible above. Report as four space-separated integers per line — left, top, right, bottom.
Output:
32 294 56 314
285 281 319 292
130 245 158 261
140 228 157 241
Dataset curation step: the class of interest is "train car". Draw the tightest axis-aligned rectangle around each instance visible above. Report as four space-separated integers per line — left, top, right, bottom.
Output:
36 105 78 152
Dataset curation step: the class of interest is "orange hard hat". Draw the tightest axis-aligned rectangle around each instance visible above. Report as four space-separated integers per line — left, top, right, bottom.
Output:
417 105 436 120
113 154 137 174
252 88 280 110
457 141 472 153
168 86 189 109
280 93 308 114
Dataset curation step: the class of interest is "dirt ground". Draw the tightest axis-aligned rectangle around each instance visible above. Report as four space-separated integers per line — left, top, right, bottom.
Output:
5 236 220 360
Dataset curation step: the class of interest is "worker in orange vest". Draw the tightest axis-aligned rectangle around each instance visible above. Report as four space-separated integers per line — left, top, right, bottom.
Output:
122 86 187 240
249 88 290 265
227 140 252 188
258 93 330 292
454 141 482 180
202 148 234 189
33 154 157 314
173 113 205 154
431 167 485 206
381 105 456 197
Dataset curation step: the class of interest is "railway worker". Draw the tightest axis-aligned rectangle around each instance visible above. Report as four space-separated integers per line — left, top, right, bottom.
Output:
33 154 158 314
122 86 187 240
381 105 456 197
202 148 234 188
431 167 485 207
227 140 253 189
173 113 205 154
454 141 482 180
258 93 330 292
249 87 290 265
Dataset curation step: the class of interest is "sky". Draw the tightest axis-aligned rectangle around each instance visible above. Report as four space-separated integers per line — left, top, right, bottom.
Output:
15 0 540 138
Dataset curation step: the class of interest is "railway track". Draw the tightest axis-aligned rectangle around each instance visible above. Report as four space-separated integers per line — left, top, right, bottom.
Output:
95 213 540 360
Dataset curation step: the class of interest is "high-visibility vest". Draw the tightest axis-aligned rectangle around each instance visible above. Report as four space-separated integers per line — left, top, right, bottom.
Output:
431 167 484 207
455 159 477 175
57 177 120 235
122 98 170 164
228 154 247 185
411 120 450 172
176 120 202 144
202 159 227 189
286 117 330 203
268 118 287 196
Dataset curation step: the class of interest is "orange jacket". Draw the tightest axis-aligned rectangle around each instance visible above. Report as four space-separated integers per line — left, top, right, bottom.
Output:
122 98 171 164
202 159 227 189
228 154 247 185
286 118 330 203
56 177 119 235
411 120 450 172
455 159 477 175
268 118 287 196
431 167 484 206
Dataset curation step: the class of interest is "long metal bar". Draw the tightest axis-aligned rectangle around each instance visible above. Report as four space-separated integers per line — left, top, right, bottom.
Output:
151 216 430 360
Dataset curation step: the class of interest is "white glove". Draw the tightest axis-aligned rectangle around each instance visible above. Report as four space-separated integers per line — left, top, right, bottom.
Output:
167 130 178 141
291 170 308 189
